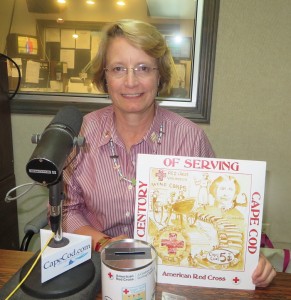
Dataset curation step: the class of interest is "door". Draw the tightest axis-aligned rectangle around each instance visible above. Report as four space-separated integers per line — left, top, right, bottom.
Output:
0 55 19 249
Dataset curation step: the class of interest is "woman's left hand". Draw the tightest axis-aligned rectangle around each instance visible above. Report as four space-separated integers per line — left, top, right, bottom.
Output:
252 253 277 287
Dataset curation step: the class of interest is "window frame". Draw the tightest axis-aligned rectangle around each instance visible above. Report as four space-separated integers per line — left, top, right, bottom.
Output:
10 0 220 124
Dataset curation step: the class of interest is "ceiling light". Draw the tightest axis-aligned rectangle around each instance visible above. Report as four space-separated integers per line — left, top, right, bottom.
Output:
72 34 79 39
86 0 95 4
117 1 126 6
57 0 66 3
57 18 65 23
174 35 183 43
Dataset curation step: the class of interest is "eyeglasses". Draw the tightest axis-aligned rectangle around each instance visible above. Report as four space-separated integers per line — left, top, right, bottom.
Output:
104 64 158 78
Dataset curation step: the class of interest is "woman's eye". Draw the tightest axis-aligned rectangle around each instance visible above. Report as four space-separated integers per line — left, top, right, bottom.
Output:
113 66 124 72
139 65 150 72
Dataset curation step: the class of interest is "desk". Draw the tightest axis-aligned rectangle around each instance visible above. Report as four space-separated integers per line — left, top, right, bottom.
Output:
1 249 291 299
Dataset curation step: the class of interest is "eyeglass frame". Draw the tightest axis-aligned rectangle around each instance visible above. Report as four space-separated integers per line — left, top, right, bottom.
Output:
104 63 159 78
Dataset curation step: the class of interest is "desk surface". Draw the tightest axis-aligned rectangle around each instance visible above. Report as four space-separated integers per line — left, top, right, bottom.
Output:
1 249 291 299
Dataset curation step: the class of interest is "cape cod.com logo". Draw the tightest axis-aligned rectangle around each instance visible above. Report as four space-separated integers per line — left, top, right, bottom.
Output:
43 244 91 269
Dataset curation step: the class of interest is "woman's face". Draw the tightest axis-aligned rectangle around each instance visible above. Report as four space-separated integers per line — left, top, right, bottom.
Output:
105 37 160 115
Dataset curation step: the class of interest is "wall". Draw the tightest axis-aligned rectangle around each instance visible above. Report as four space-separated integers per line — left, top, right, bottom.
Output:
11 116 50 251
203 0 291 248
10 0 291 250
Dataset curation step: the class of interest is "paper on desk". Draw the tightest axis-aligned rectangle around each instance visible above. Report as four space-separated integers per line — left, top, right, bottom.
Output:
162 292 187 300
25 60 40 83
11 58 22 77
60 49 75 69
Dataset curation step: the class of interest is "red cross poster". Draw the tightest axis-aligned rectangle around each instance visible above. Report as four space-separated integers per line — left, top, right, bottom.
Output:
134 154 266 290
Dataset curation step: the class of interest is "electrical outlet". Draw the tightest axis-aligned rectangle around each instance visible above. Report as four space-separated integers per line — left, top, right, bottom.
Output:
262 223 271 237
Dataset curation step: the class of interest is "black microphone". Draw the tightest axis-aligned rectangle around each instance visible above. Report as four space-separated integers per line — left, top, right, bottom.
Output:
26 106 83 185
26 106 83 233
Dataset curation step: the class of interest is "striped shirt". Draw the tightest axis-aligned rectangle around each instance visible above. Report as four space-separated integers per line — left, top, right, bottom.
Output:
62 105 215 238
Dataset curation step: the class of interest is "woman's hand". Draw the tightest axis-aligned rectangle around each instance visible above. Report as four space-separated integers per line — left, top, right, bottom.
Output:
99 234 128 251
252 253 277 287
74 226 128 251
110 235 128 242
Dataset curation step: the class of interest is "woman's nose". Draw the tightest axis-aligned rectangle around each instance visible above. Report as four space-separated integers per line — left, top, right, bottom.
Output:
124 69 139 86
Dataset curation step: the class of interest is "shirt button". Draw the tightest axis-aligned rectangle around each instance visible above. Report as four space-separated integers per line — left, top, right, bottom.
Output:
125 211 130 217
124 227 128 232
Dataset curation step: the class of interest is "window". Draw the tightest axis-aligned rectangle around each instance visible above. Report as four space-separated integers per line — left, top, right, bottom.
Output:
3 0 219 122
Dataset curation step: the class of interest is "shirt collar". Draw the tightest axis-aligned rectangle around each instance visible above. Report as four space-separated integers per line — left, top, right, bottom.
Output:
98 105 164 151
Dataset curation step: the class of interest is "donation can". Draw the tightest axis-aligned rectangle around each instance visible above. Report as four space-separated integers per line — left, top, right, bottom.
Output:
101 239 157 300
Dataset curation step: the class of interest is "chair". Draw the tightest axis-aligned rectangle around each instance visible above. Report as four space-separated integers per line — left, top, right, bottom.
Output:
260 233 291 273
20 209 48 251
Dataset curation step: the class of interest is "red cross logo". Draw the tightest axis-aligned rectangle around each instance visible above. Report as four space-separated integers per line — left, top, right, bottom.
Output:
108 272 113 279
161 232 184 254
156 169 166 181
123 289 130 294
232 276 240 284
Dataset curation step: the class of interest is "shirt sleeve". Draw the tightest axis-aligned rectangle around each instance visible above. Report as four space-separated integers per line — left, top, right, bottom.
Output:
197 130 215 158
61 148 91 233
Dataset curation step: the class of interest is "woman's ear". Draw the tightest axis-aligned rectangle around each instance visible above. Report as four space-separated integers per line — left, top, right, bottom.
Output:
157 74 161 87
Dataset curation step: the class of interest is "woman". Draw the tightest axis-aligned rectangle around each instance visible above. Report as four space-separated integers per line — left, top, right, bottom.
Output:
62 19 275 287
209 175 245 210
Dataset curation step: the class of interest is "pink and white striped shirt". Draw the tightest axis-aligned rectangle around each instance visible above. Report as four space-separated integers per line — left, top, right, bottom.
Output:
62 105 215 238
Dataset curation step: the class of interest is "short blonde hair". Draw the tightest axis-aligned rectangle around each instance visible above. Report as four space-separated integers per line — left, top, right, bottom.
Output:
92 19 172 94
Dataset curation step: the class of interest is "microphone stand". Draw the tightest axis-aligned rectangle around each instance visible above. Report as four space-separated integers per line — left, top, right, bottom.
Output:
48 175 69 248
19 172 99 299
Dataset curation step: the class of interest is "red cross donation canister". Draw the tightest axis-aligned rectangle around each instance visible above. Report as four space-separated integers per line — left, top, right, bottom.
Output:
101 239 157 300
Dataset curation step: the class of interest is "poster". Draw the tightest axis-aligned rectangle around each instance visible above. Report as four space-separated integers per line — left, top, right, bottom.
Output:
134 154 266 290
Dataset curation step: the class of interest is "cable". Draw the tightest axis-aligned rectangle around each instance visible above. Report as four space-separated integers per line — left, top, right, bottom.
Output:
5 182 45 203
4 231 55 300
36 21 50 62
3 0 16 54
0 53 22 99
35 22 51 88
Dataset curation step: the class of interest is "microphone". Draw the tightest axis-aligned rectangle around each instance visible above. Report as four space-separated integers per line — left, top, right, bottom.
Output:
26 106 83 185
26 106 83 234
8 107 100 300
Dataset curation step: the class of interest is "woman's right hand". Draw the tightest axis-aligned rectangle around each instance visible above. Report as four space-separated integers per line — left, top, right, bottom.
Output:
99 234 128 252
110 234 129 243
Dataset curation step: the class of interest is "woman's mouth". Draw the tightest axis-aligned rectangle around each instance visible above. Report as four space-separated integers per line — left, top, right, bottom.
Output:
122 93 143 97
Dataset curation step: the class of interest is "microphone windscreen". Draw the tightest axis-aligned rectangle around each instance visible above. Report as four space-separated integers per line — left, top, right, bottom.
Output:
50 106 83 136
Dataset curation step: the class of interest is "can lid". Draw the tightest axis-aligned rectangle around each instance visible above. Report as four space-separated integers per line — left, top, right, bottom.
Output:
101 239 156 271
105 247 151 260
